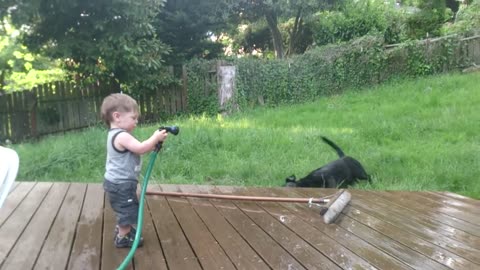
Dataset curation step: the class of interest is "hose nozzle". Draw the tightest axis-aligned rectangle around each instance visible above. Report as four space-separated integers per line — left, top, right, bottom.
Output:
159 126 180 135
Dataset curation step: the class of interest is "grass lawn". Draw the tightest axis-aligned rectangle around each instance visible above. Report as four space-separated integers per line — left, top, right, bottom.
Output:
12 72 480 199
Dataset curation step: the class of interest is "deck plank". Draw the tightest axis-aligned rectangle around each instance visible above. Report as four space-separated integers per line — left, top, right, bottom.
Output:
1 183 66 269
147 185 202 270
177 184 271 270
432 192 480 207
227 188 342 270
0 182 54 266
133 195 168 270
335 213 451 270
374 190 480 239
376 191 480 238
67 184 104 270
159 184 236 270
382 191 480 228
239 186 378 270
270 187 412 270
35 183 87 269
343 202 480 270
101 193 133 270
200 186 307 269
347 190 480 264
0 182 35 226
35 183 86 269
423 192 480 215
301 188 480 265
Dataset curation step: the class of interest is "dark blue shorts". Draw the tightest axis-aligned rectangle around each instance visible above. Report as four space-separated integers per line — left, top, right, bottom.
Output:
103 180 139 226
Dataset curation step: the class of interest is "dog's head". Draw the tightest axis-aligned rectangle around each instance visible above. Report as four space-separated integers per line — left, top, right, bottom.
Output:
284 175 297 187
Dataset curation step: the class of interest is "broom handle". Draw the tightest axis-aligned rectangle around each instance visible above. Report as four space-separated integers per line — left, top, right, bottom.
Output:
146 190 332 204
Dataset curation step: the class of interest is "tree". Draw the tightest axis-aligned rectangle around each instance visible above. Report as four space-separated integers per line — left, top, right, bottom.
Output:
155 0 228 64
0 17 64 92
225 0 339 58
1 0 169 91
404 0 448 38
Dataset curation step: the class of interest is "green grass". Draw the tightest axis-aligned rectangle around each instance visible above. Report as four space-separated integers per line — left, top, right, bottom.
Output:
12 72 480 198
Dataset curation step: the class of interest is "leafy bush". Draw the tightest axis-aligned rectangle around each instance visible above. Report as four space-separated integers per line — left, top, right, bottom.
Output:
184 33 469 112
441 0 480 36
232 36 389 108
184 59 220 115
311 1 401 46
231 21 273 54
405 9 447 39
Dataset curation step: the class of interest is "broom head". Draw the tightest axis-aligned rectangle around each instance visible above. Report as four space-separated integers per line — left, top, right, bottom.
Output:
321 190 351 224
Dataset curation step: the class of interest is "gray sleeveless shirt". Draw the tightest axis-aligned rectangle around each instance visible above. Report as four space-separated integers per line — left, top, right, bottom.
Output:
104 128 141 184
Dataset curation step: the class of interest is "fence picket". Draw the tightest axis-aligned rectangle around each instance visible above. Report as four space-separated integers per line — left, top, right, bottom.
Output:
0 92 9 141
30 87 38 137
5 94 14 140
56 81 64 131
182 66 188 110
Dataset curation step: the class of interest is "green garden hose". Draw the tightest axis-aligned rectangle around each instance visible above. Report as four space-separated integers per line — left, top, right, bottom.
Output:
117 126 179 270
117 145 160 270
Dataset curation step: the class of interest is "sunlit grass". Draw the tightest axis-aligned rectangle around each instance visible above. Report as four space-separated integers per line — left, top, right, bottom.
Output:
13 72 480 198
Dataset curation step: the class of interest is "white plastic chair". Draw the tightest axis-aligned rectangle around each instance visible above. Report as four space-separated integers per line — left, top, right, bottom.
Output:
0 146 19 208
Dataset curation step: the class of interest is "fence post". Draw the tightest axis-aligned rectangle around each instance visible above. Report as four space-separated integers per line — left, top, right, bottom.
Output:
182 65 188 111
29 88 38 138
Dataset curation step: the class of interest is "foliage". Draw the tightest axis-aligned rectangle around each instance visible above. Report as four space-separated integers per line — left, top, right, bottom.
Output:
234 57 292 107
400 36 461 76
236 35 465 107
404 0 448 39
224 0 337 58
229 21 273 55
281 14 315 55
155 0 227 65
441 0 480 35
184 59 220 115
311 0 407 46
0 17 64 91
1 0 170 93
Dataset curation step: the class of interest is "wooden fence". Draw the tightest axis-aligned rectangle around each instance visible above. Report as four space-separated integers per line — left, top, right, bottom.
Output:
385 35 480 66
461 35 480 66
0 77 187 143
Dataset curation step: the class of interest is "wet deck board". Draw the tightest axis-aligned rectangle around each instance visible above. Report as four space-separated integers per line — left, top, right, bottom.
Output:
0 182 479 270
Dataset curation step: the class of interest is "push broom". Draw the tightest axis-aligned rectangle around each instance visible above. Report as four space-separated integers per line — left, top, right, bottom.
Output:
118 125 351 269
145 188 351 224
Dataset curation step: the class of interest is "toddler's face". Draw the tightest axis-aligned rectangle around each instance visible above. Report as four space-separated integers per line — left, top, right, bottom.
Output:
116 111 138 132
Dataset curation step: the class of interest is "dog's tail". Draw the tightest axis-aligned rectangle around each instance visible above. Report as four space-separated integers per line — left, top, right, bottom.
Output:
321 136 345 158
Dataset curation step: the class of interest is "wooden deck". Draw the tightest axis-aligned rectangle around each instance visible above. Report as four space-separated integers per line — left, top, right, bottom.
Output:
0 182 479 270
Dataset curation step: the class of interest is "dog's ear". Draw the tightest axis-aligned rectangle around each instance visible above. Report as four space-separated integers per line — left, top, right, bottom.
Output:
285 175 296 182
284 175 297 187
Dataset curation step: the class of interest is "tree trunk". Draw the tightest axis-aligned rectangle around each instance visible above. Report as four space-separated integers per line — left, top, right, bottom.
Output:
264 9 284 59
0 71 5 92
287 8 303 57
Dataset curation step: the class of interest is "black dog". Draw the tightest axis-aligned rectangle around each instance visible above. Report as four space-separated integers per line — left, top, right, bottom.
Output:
285 136 369 188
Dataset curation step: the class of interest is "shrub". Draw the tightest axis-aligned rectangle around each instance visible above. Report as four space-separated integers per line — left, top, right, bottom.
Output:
311 1 401 46
441 0 480 36
184 34 469 113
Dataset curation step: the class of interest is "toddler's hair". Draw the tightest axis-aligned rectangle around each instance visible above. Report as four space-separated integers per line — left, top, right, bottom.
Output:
101 93 139 126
